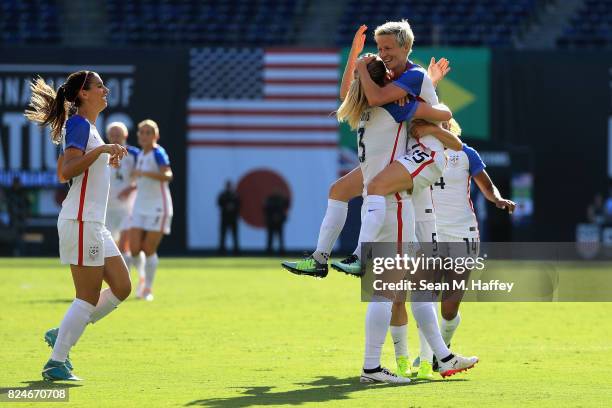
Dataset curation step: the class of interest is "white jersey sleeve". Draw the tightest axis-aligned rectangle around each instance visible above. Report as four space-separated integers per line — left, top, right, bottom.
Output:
58 115 110 223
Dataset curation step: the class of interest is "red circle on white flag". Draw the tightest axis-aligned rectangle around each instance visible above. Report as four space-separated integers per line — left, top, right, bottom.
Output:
236 169 291 228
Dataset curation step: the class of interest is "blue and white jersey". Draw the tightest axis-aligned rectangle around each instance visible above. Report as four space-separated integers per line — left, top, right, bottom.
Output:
59 115 110 223
108 145 139 211
357 100 418 202
392 61 443 152
431 143 486 238
133 145 173 217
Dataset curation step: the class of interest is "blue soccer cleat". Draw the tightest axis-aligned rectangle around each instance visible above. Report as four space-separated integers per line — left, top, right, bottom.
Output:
44 328 73 371
42 359 81 381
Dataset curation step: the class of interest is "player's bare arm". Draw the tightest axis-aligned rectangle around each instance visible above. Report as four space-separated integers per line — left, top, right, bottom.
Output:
56 154 68 183
61 144 126 180
473 170 516 213
136 165 173 182
410 119 462 151
356 55 407 106
340 25 367 101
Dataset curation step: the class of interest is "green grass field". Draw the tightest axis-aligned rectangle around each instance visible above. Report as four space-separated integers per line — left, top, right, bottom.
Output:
1 257 611 407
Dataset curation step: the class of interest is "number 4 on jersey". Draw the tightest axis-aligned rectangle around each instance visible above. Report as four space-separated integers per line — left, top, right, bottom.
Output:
431 177 446 190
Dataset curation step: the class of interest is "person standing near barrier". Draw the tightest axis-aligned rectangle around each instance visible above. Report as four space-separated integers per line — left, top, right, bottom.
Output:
217 180 240 254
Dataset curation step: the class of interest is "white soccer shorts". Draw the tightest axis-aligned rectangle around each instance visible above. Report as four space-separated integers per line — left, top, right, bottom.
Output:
436 231 481 259
130 213 172 235
105 207 131 242
58 219 120 267
396 149 446 195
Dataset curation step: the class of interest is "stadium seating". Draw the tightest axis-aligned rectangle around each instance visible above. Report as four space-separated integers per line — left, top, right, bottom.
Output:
105 0 308 46
0 0 61 45
557 0 612 49
336 0 541 47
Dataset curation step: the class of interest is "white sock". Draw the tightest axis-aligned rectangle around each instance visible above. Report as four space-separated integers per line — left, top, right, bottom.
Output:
89 288 121 324
145 253 159 290
418 325 434 363
390 324 408 359
132 252 145 283
363 298 392 370
410 301 451 360
122 251 132 271
51 298 95 362
441 313 461 346
353 195 386 259
313 199 348 263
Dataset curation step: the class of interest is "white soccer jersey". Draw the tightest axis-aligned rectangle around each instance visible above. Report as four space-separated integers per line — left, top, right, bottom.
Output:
357 100 419 203
133 145 173 218
59 115 110 223
431 144 486 238
108 145 139 211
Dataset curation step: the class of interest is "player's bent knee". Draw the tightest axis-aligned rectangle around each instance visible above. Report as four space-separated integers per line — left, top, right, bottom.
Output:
329 179 349 201
113 282 131 301
441 303 460 321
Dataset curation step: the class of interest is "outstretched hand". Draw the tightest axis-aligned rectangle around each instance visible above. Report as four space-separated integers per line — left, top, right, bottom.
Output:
428 57 451 85
351 25 367 55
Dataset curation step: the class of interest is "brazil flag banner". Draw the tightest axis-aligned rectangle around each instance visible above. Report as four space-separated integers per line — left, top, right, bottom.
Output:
338 47 490 170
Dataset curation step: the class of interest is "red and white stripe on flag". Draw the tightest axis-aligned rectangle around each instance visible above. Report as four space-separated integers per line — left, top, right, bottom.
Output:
187 48 341 250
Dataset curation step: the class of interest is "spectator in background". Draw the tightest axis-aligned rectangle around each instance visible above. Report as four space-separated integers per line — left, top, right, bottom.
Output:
5 176 30 255
605 185 612 223
587 193 605 225
217 181 240 254
264 191 289 254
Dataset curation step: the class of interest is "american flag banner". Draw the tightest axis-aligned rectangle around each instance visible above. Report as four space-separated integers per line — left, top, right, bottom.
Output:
187 48 341 250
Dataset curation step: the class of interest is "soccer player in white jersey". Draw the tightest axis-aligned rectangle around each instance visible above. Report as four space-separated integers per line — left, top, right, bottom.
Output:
284 21 478 379
105 122 143 288
414 120 515 377
129 119 173 301
25 71 130 381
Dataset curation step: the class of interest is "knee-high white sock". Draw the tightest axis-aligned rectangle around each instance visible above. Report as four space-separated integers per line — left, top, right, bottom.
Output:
363 298 392 370
441 313 461 346
353 195 386 259
410 301 451 360
51 298 95 362
418 325 434 363
390 324 408 359
132 252 145 282
122 251 132 271
145 253 159 290
89 288 121 324
313 199 348 263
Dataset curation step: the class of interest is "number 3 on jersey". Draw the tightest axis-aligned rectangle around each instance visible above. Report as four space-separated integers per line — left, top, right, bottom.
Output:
357 127 366 163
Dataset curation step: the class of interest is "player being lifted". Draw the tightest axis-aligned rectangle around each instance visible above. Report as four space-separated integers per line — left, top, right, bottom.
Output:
129 119 173 301
104 122 144 294
25 71 130 381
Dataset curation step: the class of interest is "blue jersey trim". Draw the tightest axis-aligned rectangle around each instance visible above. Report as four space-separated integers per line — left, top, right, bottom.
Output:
382 100 419 123
65 116 90 152
463 143 486 176
392 63 425 97
153 145 170 166
126 145 140 159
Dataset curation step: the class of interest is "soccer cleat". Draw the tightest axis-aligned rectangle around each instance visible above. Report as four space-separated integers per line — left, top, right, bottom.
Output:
416 360 435 380
360 367 411 384
42 359 81 381
281 256 328 278
438 354 479 378
396 356 411 377
44 328 73 371
141 288 154 301
330 254 363 277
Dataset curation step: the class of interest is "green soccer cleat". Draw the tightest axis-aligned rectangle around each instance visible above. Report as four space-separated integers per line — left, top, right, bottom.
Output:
330 254 363 277
42 359 81 381
281 256 328 278
44 328 73 371
416 360 435 380
396 356 411 378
